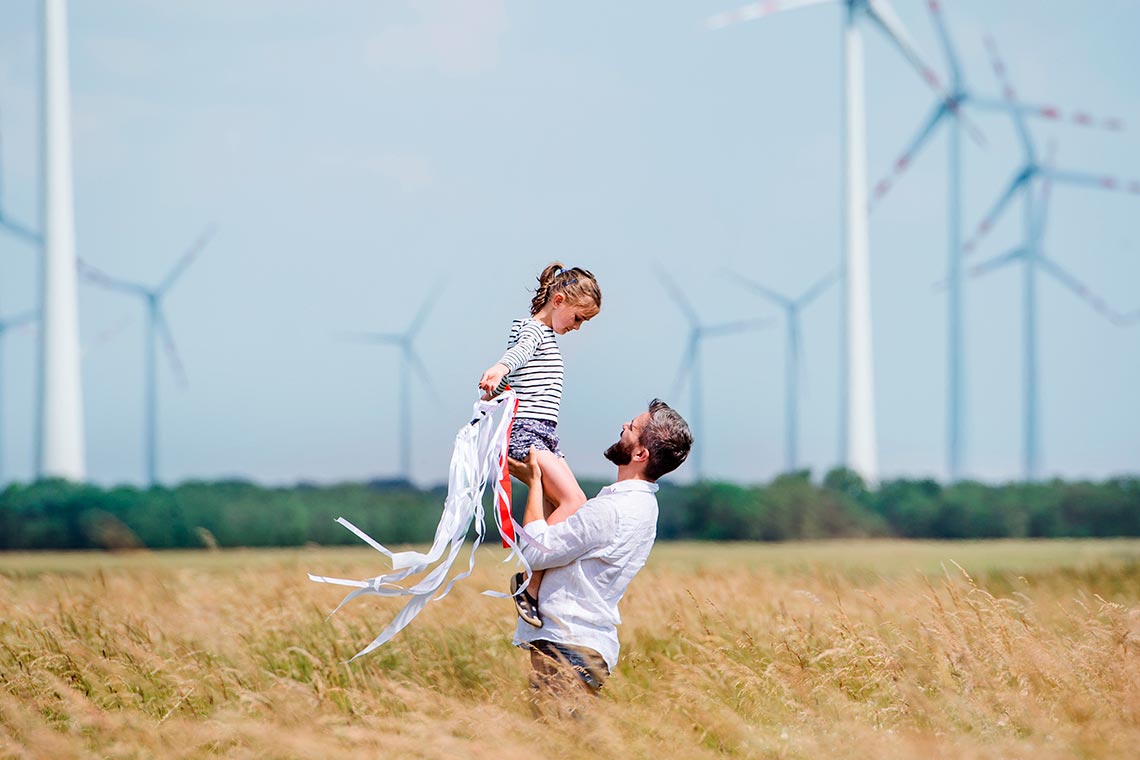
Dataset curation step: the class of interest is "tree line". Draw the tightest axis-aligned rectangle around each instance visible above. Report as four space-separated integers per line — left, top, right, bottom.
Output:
1 470 1138 551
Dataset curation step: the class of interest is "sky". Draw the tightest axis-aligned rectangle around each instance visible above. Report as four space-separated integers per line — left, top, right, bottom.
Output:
0 0 1137 488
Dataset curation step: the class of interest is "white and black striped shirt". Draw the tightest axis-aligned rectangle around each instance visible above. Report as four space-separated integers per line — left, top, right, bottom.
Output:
496 318 563 423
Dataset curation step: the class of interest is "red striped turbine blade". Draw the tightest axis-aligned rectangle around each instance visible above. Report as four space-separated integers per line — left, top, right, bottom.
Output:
707 0 832 30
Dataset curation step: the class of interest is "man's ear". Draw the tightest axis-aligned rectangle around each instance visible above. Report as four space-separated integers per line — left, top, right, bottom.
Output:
632 446 649 463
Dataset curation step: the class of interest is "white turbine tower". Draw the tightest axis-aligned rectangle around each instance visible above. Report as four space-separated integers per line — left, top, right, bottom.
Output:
39 0 85 480
708 0 947 485
659 270 771 482
77 228 214 487
731 270 837 473
341 285 443 485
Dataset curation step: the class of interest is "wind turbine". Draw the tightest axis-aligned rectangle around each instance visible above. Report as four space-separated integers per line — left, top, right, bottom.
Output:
869 0 1124 482
964 37 1140 481
708 0 948 485
658 270 771 482
730 271 837 473
0 309 37 486
341 284 443 484
78 227 215 486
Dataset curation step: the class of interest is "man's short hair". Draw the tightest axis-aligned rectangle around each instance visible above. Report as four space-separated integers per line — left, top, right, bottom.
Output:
642 399 693 481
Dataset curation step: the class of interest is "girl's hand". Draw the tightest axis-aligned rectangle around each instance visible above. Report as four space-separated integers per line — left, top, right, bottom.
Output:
478 363 509 396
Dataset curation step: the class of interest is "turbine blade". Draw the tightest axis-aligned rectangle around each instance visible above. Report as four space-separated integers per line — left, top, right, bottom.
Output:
925 0 961 85
155 310 188 388
81 314 132 358
76 258 147 296
707 0 835 30
796 271 838 307
1038 255 1132 326
157 224 216 295
870 101 949 207
866 0 938 82
981 98 1125 132
966 248 1023 281
0 213 42 246
1040 168 1140 196
336 330 402 345
2 309 39 330
962 172 1027 256
407 279 446 339
1113 308 1140 327
982 35 1034 156
702 317 773 338
406 348 440 403
656 268 700 326
726 269 792 308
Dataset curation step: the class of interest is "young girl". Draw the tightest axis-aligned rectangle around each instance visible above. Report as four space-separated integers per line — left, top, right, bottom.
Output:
478 262 601 627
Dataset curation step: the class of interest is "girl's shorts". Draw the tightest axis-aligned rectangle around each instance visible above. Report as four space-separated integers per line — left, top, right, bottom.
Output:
508 418 563 461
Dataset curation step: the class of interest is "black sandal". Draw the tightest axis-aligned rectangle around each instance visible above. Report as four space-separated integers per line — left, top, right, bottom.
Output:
511 572 543 628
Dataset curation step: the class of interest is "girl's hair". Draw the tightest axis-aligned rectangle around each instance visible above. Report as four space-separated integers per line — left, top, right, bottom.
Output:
530 262 602 316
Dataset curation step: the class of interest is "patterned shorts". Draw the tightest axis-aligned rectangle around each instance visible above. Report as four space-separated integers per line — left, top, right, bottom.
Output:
508 418 563 461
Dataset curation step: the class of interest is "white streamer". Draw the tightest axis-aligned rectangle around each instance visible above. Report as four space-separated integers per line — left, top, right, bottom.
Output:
309 392 541 661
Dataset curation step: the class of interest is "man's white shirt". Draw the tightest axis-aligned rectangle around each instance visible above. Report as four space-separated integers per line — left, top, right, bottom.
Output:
513 479 660 671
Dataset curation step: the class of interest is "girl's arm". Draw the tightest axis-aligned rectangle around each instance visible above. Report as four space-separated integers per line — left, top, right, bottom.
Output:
478 323 543 397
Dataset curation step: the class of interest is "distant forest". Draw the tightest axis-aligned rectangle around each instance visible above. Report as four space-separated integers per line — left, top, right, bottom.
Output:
2 470 1139 551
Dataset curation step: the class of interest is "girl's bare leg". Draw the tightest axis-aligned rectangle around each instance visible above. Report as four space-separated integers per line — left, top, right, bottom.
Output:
526 451 586 599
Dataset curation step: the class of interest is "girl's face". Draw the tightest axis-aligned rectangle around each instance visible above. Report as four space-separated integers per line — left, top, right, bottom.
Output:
550 294 598 335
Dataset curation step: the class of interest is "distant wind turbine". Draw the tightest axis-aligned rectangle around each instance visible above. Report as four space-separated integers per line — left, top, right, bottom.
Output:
340 283 444 484
730 271 837 473
869 0 1125 482
0 309 38 486
78 227 216 486
658 269 771 482
708 0 951 485
964 37 1140 481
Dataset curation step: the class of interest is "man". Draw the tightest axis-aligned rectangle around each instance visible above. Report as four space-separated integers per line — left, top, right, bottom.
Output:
507 398 693 702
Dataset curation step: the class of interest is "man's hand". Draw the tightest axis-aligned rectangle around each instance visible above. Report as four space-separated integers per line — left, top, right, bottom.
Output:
508 447 542 488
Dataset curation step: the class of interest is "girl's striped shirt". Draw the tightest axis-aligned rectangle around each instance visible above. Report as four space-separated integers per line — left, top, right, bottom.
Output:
495 318 563 423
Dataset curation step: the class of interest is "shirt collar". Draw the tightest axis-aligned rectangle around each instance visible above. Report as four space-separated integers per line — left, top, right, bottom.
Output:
597 479 659 496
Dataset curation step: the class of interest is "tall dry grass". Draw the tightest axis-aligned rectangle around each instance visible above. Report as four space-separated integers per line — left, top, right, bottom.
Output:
2 540 1138 759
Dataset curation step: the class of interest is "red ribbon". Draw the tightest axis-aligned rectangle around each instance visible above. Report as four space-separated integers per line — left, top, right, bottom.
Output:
498 394 519 547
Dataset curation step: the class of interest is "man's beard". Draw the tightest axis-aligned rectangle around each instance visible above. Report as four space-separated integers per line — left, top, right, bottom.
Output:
604 438 633 466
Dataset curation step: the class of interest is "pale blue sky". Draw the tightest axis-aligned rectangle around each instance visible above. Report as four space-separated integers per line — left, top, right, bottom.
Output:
0 0 1137 487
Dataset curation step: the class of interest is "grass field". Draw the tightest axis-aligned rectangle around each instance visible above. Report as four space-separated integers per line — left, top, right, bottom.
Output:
3 540 1139 759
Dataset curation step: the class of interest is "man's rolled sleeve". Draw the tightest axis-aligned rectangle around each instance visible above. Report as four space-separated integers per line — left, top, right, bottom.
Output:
520 503 614 571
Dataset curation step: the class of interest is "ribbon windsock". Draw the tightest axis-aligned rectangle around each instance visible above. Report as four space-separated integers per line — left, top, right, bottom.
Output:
309 391 538 660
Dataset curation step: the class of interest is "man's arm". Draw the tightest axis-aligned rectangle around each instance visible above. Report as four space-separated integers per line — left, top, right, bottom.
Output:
508 450 546 527
507 451 611 571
